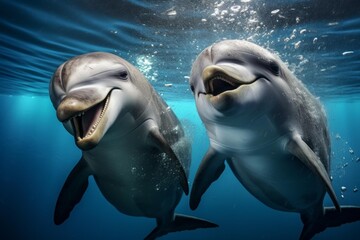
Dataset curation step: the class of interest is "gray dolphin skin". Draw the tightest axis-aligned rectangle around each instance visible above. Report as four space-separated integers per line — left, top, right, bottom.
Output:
188 40 360 239
49 52 217 240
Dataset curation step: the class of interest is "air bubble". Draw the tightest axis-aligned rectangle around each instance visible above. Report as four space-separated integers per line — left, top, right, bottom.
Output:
271 9 280 15
230 5 241 13
221 10 228 16
216 1 224 7
349 148 354 154
167 10 177 16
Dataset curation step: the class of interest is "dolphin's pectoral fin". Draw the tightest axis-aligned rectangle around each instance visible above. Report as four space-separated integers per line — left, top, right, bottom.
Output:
144 214 218 240
286 135 340 211
190 147 226 210
54 157 91 225
148 127 189 195
300 206 360 240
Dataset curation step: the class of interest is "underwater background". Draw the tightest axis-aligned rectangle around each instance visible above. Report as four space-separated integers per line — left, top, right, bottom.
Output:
0 0 359 239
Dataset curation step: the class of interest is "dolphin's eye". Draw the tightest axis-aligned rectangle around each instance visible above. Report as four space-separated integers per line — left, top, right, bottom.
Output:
117 71 128 80
269 61 280 76
190 85 195 93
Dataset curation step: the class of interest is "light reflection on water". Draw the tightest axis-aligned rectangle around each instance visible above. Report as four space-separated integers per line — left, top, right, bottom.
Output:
0 0 359 99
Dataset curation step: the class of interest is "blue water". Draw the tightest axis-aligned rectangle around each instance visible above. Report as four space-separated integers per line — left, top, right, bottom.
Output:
1 0 360 239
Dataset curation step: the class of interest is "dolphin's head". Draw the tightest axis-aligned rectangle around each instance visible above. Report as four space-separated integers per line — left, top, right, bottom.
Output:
189 40 290 124
50 52 150 150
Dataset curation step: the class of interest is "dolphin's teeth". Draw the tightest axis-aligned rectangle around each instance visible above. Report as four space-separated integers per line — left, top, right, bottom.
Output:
85 125 96 137
82 93 111 139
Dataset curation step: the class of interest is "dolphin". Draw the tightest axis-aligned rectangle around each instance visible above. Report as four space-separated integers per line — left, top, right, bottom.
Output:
188 40 360 239
49 52 217 240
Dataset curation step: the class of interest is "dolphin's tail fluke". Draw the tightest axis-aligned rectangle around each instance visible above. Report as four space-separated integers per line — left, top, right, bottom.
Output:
300 206 360 240
144 214 218 240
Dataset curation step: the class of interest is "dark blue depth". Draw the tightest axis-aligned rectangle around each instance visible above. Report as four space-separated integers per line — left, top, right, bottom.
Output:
0 95 359 239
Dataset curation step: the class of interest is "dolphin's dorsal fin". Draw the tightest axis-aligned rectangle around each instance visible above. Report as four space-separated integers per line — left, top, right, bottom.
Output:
190 147 226 210
286 135 340 211
54 157 92 225
148 127 189 195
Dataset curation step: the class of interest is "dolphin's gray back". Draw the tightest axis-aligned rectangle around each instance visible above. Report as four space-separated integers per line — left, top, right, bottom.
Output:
151 88 191 175
115 56 191 174
278 60 331 172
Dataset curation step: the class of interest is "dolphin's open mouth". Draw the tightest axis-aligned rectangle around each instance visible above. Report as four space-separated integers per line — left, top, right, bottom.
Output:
202 65 256 96
70 93 111 142
207 75 242 96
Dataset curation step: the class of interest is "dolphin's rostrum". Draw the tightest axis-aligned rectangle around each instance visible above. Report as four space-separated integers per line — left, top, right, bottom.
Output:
49 52 217 239
189 40 360 240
